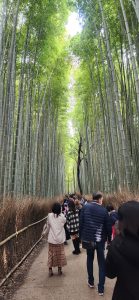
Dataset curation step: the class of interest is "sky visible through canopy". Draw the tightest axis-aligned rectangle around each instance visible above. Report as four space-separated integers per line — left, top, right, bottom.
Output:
66 12 82 37
66 12 82 138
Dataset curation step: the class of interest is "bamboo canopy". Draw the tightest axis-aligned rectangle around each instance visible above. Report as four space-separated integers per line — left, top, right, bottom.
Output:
0 0 139 197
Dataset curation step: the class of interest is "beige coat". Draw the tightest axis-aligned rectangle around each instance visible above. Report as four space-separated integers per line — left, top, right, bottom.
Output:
43 212 66 244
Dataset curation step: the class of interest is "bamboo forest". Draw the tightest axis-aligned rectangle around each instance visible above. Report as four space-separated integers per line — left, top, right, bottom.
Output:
1 0 139 198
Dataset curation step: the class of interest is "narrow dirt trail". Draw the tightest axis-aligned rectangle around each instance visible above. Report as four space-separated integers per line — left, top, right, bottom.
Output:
12 241 115 300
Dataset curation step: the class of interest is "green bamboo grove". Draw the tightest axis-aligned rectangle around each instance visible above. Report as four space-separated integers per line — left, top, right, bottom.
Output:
0 0 139 198
72 0 139 194
0 0 70 197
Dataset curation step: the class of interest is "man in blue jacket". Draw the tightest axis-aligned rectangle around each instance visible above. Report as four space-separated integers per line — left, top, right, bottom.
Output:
79 192 112 296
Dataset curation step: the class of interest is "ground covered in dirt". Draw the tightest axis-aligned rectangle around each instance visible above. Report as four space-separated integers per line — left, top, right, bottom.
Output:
0 240 115 300
0 239 47 300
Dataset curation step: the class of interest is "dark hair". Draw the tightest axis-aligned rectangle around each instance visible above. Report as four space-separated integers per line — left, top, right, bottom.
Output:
93 192 103 201
106 205 114 212
52 202 61 217
118 200 139 237
68 200 76 213
69 193 75 198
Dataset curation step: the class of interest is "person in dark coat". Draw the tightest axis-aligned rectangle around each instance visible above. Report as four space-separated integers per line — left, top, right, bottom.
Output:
62 200 71 244
106 205 118 239
66 200 80 255
106 200 139 300
106 205 118 226
80 192 112 296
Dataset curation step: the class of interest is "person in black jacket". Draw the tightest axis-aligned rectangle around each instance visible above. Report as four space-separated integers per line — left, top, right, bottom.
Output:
106 200 139 300
80 192 112 296
66 200 80 255
106 205 118 239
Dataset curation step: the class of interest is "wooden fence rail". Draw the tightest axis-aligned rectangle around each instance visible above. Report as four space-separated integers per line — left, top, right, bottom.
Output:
0 216 48 247
0 216 47 287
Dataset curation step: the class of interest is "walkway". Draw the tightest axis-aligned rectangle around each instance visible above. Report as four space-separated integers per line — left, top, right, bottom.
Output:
12 241 115 300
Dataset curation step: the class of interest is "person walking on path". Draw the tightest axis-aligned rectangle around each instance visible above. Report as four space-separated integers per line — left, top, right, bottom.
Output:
79 192 112 296
106 205 118 239
42 202 67 276
62 200 71 245
106 200 139 300
66 200 81 255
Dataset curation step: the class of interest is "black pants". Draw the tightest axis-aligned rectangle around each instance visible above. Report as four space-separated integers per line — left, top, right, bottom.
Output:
87 241 105 293
64 224 71 240
72 237 80 253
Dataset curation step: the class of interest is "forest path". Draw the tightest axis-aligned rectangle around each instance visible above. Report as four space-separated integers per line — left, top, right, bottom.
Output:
12 240 115 300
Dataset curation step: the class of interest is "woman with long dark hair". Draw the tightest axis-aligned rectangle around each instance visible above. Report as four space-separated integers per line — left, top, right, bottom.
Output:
106 200 139 300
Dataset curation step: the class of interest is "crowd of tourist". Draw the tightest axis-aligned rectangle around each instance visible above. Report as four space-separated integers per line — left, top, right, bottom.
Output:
42 192 139 300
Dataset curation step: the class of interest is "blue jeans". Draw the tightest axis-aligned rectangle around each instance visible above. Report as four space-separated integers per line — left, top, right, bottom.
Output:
86 241 105 293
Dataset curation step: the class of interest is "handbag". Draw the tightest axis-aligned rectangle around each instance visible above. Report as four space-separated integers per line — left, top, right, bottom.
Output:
82 240 96 250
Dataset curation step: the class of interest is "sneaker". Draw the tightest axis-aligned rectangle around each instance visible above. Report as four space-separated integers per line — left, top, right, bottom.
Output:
97 286 104 296
88 281 94 288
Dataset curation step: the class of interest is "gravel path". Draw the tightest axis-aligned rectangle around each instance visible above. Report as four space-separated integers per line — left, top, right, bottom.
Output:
11 240 115 300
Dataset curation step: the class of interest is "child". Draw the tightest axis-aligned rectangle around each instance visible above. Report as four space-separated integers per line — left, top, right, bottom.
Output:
42 202 67 276
106 205 118 239
66 200 80 255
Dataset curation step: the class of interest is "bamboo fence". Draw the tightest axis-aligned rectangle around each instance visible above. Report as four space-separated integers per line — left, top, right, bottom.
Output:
0 216 47 286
